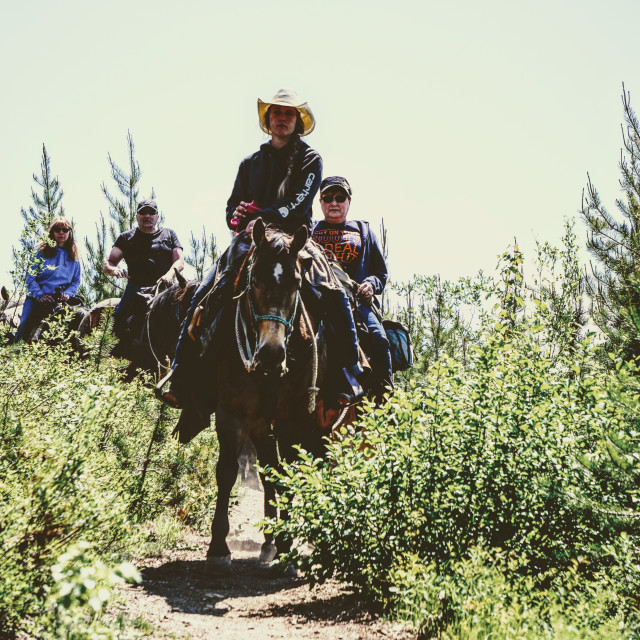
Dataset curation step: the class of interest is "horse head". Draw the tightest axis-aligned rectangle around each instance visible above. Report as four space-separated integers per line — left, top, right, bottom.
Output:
248 218 308 375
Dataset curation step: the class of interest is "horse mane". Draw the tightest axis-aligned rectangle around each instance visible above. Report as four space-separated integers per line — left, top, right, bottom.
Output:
176 279 199 303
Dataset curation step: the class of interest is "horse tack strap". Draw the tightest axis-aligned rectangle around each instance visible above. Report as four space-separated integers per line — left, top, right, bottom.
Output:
235 293 256 372
188 306 204 341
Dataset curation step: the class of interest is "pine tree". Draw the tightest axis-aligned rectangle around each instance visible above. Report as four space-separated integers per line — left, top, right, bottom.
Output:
11 144 66 294
83 131 147 304
581 84 640 361
185 227 219 281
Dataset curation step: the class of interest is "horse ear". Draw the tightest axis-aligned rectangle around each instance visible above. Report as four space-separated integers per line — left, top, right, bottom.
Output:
175 268 187 288
291 225 309 256
1 286 8 301
252 217 265 246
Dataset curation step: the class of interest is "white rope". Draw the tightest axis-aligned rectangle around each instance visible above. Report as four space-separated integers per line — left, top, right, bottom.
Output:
234 294 255 372
330 405 350 432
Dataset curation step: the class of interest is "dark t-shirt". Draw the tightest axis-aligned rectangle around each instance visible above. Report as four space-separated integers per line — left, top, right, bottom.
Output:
114 227 182 285
312 220 362 275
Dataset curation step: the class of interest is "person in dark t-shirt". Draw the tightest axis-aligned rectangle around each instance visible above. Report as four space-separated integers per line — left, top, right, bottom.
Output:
313 176 393 401
104 199 184 344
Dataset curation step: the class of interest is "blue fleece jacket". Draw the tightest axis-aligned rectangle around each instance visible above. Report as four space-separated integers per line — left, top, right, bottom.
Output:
25 248 82 299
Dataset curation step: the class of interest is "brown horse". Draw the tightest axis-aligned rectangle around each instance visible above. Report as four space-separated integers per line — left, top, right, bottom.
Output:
200 219 340 569
121 272 201 380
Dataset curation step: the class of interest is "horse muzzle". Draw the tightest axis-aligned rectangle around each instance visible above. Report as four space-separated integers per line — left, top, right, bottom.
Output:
254 340 287 376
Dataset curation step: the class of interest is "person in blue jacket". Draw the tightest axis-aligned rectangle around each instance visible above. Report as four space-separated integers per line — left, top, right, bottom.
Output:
157 88 362 411
312 176 393 402
13 216 82 343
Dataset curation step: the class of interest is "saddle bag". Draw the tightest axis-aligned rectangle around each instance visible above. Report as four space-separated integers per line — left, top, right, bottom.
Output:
382 319 413 372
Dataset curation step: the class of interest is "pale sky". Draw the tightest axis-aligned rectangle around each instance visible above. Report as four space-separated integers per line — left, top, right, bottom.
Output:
1 0 638 288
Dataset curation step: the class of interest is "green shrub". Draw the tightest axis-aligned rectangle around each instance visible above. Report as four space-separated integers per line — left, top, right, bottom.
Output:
0 336 219 637
267 319 639 633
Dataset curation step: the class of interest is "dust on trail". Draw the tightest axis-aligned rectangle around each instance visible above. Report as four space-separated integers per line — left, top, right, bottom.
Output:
116 485 417 640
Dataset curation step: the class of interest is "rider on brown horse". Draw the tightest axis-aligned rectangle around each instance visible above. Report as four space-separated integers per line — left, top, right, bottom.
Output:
156 88 363 429
103 199 185 357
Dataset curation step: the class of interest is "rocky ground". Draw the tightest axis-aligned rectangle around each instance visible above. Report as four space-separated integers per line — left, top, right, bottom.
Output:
115 485 418 640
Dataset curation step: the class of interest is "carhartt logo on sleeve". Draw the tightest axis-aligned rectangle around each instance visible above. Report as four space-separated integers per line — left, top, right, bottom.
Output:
278 207 289 218
292 173 316 208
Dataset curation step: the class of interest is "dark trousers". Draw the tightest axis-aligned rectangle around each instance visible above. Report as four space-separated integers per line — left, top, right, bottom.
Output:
13 297 37 343
358 302 393 394
113 282 151 343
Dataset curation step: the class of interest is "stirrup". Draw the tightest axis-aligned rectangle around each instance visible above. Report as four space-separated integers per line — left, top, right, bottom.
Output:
188 305 204 341
154 369 181 409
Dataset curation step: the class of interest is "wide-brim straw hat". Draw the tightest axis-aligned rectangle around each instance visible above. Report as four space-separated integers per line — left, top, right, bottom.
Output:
258 88 315 137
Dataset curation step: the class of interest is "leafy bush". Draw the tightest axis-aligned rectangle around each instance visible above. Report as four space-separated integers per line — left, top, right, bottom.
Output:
268 246 640 636
0 333 218 637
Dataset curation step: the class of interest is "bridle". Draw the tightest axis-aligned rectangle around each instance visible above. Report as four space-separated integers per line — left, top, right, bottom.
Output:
234 252 320 412
234 255 299 372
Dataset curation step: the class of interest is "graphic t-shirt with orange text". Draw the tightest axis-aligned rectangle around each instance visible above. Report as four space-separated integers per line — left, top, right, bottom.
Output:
312 221 362 270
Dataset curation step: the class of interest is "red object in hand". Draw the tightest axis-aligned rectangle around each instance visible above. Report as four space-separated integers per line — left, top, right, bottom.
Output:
232 201 261 234
245 200 261 216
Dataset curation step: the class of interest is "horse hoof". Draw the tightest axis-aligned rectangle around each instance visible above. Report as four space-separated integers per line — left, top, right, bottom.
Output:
282 563 300 579
269 561 300 579
258 543 276 564
206 554 232 573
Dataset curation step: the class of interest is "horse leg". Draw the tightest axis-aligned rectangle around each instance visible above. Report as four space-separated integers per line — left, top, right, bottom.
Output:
252 432 279 563
207 426 241 569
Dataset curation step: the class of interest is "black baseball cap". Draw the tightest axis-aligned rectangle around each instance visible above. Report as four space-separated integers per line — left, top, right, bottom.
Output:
137 199 158 214
320 176 352 196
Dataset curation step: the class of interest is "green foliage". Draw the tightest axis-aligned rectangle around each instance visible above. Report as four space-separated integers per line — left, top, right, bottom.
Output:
11 144 66 294
391 271 493 378
35 542 140 640
268 246 640 636
0 334 218 637
389 547 628 639
529 219 587 360
581 84 640 362
83 131 144 304
185 226 220 281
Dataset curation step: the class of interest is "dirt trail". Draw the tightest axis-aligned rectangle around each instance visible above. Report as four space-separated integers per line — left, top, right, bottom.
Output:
117 485 417 639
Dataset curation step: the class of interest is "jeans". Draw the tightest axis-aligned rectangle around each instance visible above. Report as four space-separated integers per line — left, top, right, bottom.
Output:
357 302 393 392
13 297 37 343
171 262 219 372
113 282 150 340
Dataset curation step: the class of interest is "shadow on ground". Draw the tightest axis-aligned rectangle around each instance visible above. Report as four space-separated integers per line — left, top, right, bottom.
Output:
134 555 375 624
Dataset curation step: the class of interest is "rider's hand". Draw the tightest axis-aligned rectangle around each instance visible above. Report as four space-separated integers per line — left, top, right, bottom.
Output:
158 272 174 287
39 294 54 303
231 202 249 227
245 219 257 234
59 292 69 302
112 267 129 279
357 282 374 299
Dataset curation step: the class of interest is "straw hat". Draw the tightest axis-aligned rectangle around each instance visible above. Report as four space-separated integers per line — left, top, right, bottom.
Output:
257 88 315 137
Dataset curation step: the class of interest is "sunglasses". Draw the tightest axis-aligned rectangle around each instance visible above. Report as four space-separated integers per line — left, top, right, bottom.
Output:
321 193 348 204
53 227 70 233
